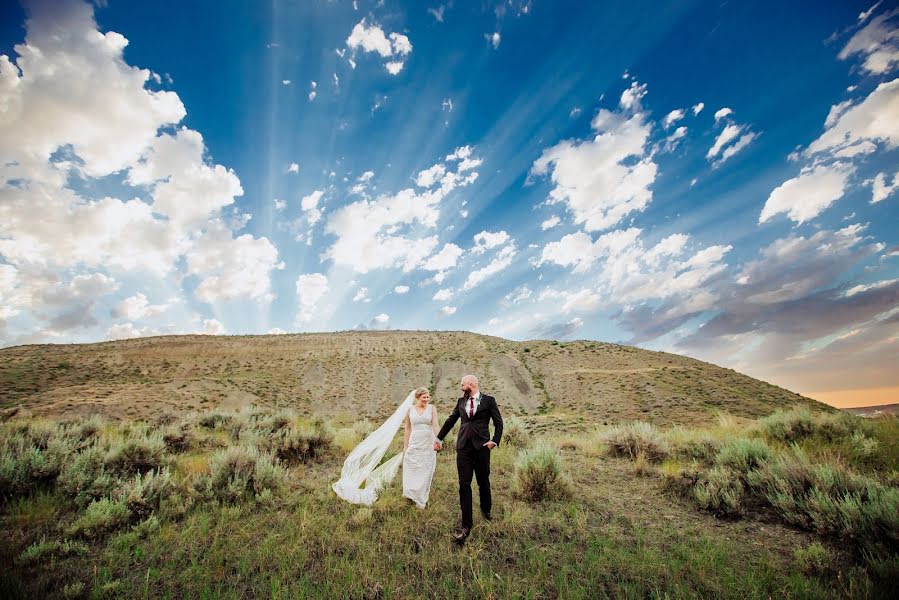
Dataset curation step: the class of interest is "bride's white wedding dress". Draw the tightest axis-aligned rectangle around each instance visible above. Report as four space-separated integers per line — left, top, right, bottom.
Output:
403 404 437 508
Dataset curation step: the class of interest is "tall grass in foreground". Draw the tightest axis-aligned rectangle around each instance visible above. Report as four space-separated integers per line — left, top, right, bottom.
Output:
0 406 895 598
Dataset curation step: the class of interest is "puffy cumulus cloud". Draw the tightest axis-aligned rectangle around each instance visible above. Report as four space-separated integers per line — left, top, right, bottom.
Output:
322 147 480 274
301 190 325 225
439 305 457 316
295 273 329 324
353 287 370 303
200 318 225 335
186 220 284 304
0 0 185 178
471 230 510 254
0 1 282 345
838 7 899 75
662 108 684 128
759 162 856 224
530 81 657 232
539 227 731 315
541 216 561 230
432 288 453 302
111 292 176 321
345 19 412 75
393 285 410 294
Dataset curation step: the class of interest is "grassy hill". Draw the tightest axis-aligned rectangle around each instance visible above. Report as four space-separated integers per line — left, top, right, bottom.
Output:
4 331 894 599
0 330 835 429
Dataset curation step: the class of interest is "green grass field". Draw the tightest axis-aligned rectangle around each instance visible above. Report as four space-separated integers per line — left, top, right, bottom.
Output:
1 405 895 599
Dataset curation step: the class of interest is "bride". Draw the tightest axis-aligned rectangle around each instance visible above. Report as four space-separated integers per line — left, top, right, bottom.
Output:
402 388 439 508
331 387 438 507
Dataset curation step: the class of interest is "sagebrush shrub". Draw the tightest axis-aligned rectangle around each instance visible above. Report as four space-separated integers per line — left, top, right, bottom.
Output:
196 445 286 503
105 429 166 475
714 437 772 474
693 465 744 516
513 443 571 502
65 496 131 539
501 416 531 448
599 421 670 462
57 444 121 509
759 408 815 443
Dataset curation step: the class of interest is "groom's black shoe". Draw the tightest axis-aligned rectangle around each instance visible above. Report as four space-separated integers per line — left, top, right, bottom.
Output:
453 526 471 542
482 511 492 521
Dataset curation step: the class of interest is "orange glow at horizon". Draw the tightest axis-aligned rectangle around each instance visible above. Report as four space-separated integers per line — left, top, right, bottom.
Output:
804 386 899 409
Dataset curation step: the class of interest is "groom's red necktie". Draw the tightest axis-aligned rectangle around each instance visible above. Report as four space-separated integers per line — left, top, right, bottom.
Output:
468 397 474 418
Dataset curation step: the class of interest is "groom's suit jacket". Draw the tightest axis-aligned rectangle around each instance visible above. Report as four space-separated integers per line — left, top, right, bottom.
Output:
437 392 504 450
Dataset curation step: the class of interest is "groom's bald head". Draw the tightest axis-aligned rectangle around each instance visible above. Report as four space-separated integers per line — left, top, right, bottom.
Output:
461 374 479 395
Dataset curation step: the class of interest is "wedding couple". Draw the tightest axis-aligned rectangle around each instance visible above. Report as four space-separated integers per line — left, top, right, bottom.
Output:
332 374 504 542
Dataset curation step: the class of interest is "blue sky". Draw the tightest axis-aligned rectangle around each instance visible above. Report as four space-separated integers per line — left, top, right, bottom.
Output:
0 0 897 407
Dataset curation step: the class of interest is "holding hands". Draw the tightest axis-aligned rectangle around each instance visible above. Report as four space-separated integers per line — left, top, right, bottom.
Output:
433 440 442 451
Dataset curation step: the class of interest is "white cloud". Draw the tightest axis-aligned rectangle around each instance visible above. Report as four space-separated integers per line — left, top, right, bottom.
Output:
322 149 480 273
201 318 225 335
0 0 282 346
282 79 291 86
422 243 464 273
295 273 329 324
472 230 510 254
112 292 175 321
106 321 160 341
433 288 453 301
273 198 286 211
288 162 300 173
871 170 899 203
714 107 733 121
806 78 899 157
759 162 855 224
345 19 412 75
541 216 561 230
707 120 757 166
440 305 457 315
692 102 705 115
429 6 446 22
187 220 283 303
465 244 517 287
394 285 410 294
488 32 501 49
415 163 446 187
353 287 370 303
267 327 287 334
530 81 657 232
662 108 684 128
301 190 325 225
372 313 389 324
838 8 899 75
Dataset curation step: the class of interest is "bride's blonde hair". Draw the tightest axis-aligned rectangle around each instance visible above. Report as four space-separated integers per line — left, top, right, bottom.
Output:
414 388 429 402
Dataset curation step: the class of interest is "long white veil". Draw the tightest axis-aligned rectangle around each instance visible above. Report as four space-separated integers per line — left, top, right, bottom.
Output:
331 389 415 506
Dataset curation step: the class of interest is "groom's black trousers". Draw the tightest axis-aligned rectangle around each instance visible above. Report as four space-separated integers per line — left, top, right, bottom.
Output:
456 435 491 529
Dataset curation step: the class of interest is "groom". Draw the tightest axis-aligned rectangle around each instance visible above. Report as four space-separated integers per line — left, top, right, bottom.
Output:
434 374 503 542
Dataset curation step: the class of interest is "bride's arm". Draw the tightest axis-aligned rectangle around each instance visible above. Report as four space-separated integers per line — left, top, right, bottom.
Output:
403 411 411 452
431 405 439 439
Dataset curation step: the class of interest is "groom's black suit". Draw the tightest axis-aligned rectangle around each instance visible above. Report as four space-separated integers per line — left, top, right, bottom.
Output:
436 392 503 530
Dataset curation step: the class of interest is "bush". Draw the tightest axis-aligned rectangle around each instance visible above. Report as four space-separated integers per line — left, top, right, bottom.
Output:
793 541 831 576
17 537 89 565
65 496 131 539
105 429 166 475
817 411 870 443
665 427 720 463
195 445 286 504
715 437 773 474
59 414 105 448
269 420 334 464
693 465 744 516
162 423 195 453
759 407 816 443
57 444 121 509
501 416 531 448
745 445 899 567
196 410 232 430
599 421 670 462
0 432 75 500
117 467 175 521
659 459 701 497
513 443 571 502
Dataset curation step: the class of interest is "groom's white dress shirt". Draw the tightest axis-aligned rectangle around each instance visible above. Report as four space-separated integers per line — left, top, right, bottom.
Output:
466 390 481 417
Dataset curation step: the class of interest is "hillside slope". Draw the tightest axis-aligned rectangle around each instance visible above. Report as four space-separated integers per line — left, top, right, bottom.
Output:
0 330 835 429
